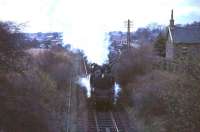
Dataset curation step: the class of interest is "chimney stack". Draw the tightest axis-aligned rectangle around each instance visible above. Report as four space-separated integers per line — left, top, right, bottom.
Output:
170 9 174 27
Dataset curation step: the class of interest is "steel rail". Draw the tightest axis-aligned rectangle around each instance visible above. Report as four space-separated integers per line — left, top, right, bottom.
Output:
66 80 72 132
110 112 119 132
93 110 100 132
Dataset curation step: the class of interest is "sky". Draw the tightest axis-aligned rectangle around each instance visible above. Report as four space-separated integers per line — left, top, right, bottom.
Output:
0 0 200 64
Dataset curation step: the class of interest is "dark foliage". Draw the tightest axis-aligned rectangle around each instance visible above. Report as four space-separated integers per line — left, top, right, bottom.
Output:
153 33 167 57
0 21 31 73
0 21 86 132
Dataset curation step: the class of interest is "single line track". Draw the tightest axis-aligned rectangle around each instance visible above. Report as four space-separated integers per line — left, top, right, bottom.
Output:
66 80 72 132
91 110 123 132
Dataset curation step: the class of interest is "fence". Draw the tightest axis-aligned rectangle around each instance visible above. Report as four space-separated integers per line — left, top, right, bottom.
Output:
153 57 189 74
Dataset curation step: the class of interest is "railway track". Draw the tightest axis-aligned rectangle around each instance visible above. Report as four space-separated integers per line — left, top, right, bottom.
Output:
66 80 72 132
88 108 134 132
88 110 121 132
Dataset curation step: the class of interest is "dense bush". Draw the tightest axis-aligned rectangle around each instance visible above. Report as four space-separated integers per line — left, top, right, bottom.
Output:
126 70 200 132
112 45 153 86
0 21 86 132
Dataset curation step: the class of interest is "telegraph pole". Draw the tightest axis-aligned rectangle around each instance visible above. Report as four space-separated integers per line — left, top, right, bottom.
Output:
127 19 131 48
125 19 133 49
125 19 132 49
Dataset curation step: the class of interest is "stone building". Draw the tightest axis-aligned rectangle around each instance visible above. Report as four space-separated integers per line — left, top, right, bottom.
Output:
166 10 200 60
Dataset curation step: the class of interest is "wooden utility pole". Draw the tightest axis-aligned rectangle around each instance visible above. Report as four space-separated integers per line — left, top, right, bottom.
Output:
125 19 133 49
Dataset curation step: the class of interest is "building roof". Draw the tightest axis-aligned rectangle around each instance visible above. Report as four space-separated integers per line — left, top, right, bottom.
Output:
170 26 200 44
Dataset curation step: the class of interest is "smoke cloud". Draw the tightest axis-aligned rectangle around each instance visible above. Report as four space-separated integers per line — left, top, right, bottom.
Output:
78 75 91 97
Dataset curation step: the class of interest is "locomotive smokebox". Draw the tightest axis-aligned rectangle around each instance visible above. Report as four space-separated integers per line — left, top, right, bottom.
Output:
90 63 115 109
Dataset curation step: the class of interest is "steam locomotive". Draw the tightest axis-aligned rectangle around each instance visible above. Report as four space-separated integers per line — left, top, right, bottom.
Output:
90 63 115 109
